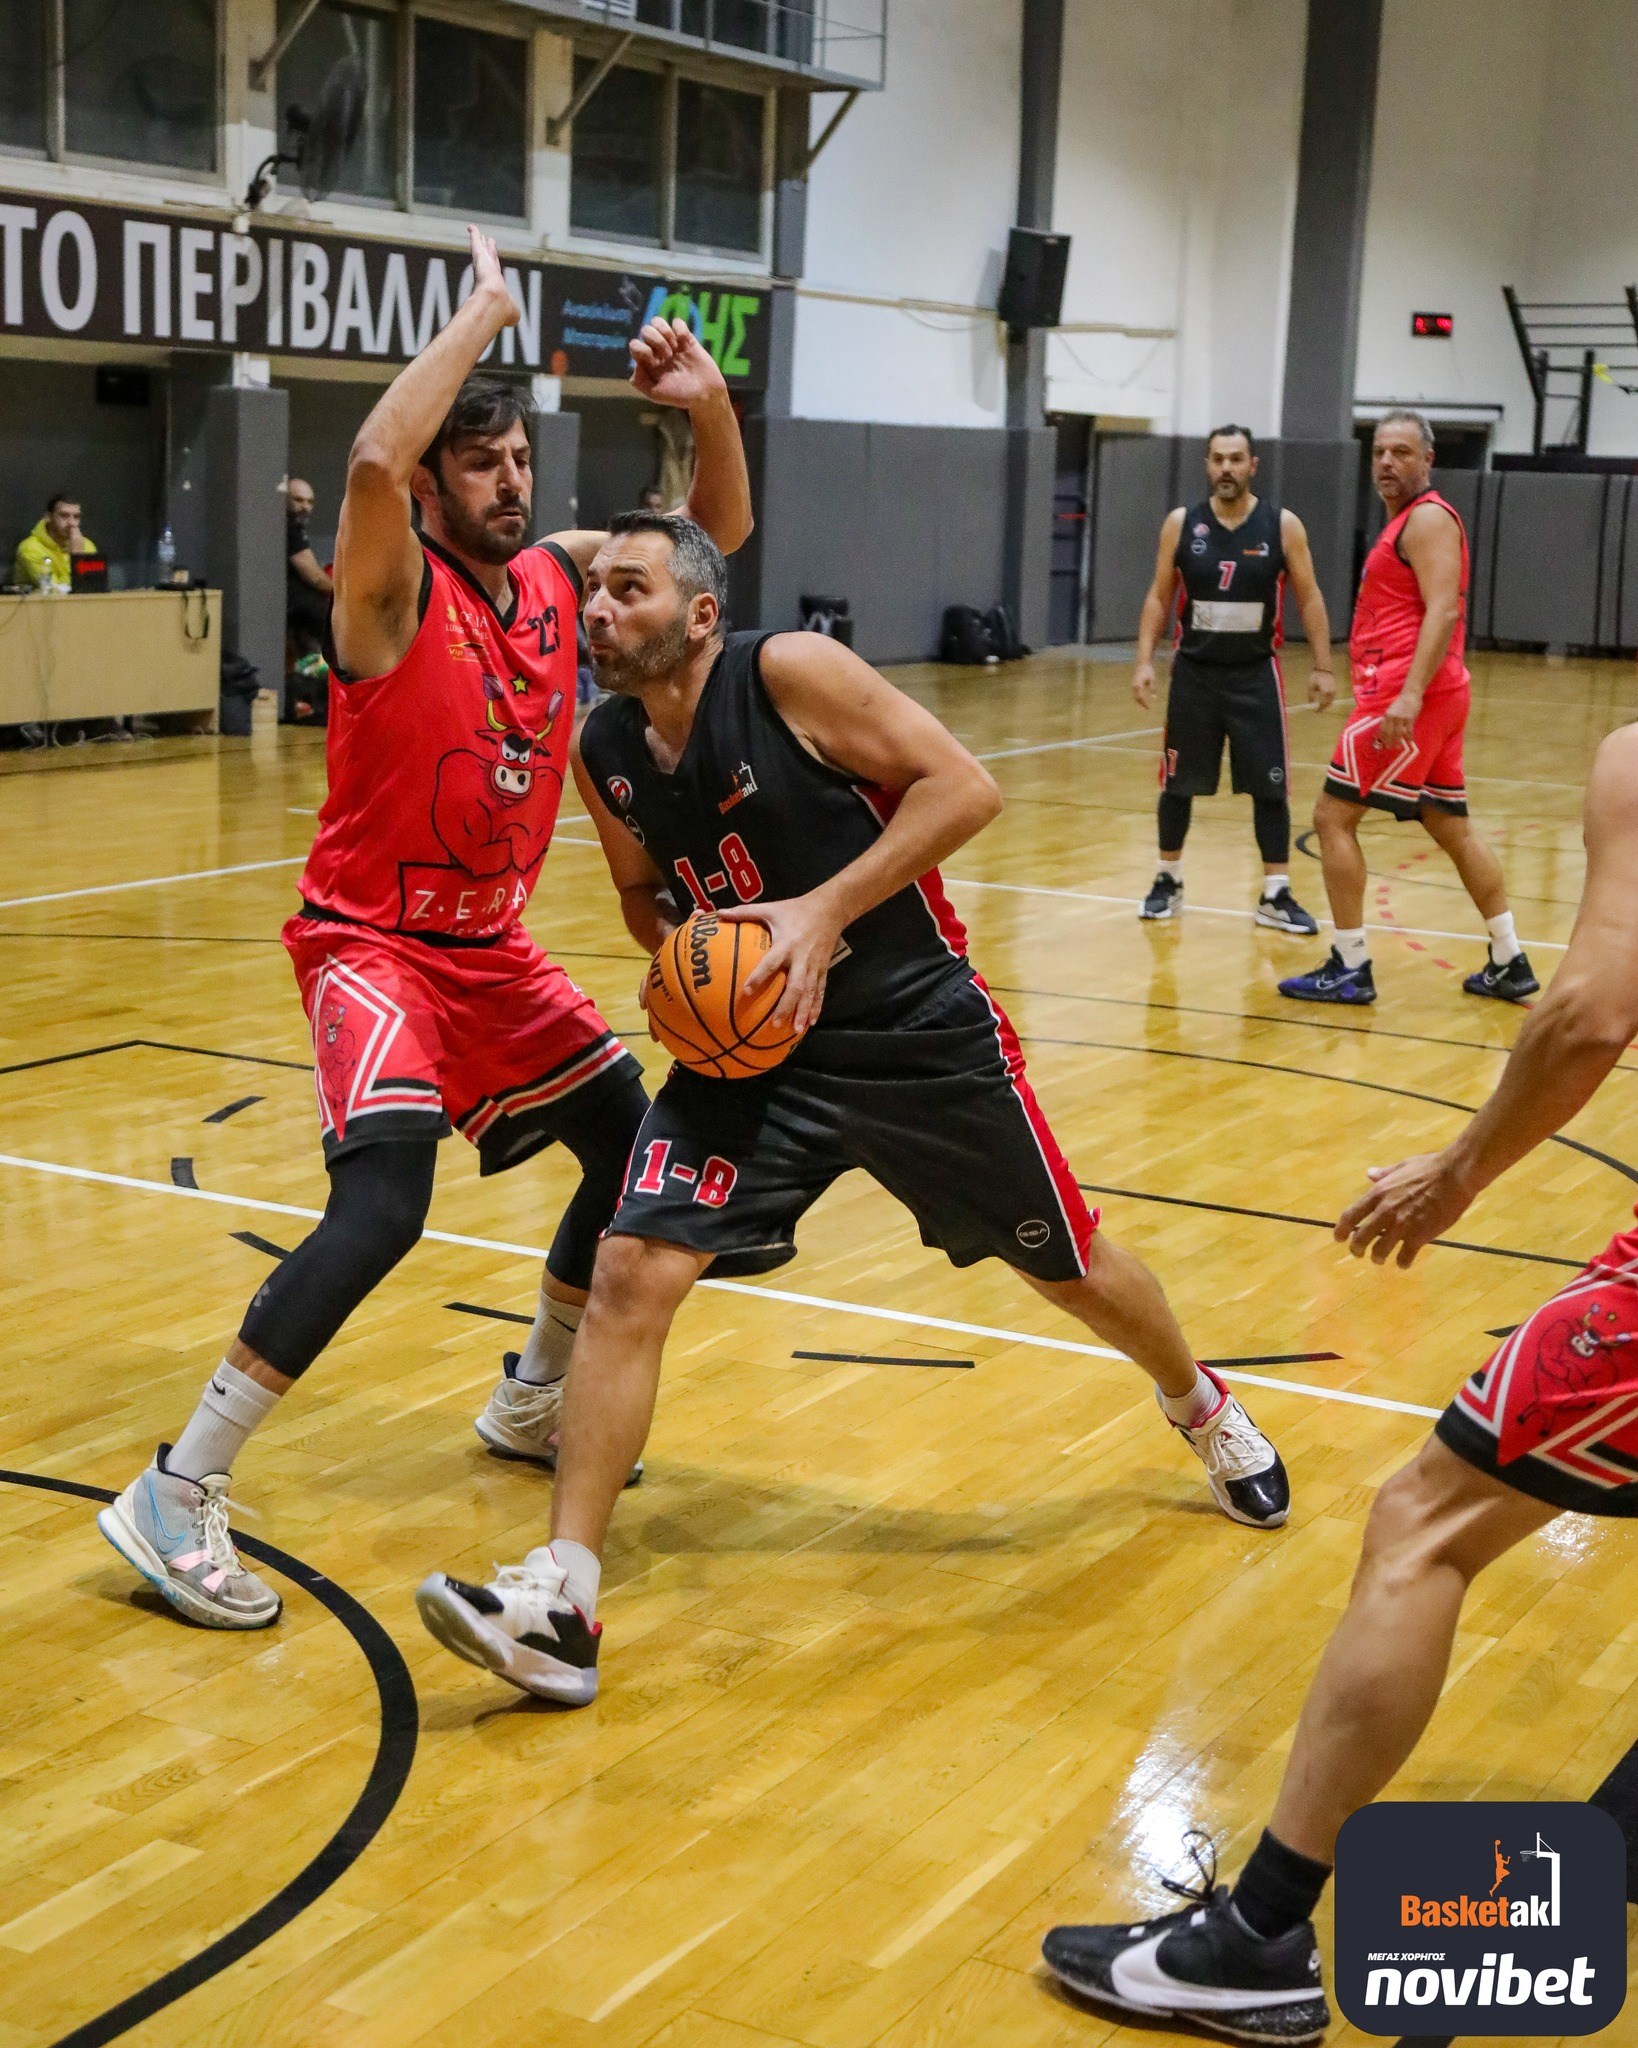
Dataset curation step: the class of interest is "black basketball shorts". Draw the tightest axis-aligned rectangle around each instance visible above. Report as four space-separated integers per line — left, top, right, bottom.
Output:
604 969 1098 1282
1160 653 1289 803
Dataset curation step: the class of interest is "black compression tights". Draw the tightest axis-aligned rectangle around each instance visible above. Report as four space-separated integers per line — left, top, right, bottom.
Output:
1157 792 1290 866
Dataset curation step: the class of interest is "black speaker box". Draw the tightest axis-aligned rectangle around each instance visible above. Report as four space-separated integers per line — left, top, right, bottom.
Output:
997 228 1070 333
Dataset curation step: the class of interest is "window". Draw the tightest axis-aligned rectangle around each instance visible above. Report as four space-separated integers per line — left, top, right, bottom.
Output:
0 0 48 153
569 59 663 243
674 78 762 252
570 62 769 256
413 16 526 218
276 0 397 204
64 0 217 170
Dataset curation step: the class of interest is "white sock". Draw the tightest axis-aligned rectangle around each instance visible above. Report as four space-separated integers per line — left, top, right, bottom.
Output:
1261 874 1289 901
1160 1365 1227 1430
1486 910 1521 965
530 1539 601 1619
1159 859 1184 881
516 1289 584 1386
169 1360 280 1482
1334 927 1369 971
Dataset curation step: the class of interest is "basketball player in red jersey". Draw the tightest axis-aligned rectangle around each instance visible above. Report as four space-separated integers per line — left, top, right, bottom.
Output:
1280 409 1537 1006
1040 719 1638 2042
95 228 751 1630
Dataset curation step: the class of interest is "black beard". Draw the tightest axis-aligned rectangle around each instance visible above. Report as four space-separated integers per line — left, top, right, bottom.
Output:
591 610 693 694
435 488 529 565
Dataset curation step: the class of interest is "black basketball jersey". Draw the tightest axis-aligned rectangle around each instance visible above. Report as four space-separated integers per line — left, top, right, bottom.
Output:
1173 495 1285 665
579 632 973 1028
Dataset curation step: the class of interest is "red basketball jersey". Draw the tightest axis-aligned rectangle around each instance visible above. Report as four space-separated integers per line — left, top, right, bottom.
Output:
1349 489 1469 711
300 538 580 940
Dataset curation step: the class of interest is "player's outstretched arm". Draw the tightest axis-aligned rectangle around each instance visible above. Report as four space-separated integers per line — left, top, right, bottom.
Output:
721 634 1002 1034
1132 509 1184 707
548 321 753 578
1279 510 1335 708
333 224 519 678
570 731 677 955
1338 722 1638 1266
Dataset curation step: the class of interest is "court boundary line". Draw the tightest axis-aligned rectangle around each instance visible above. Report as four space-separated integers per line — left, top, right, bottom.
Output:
0 1468 417 2048
0 1150 1439 1419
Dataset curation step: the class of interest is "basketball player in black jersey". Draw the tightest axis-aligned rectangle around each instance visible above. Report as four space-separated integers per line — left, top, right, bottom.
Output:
1133 425 1335 932
414 511 1294 1704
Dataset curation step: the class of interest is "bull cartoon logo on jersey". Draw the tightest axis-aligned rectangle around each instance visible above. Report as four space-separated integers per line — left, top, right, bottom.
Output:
400 696 566 931
315 995 362 1128
607 775 634 808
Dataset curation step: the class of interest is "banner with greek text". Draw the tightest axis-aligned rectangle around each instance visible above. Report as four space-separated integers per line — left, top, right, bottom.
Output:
0 191 769 387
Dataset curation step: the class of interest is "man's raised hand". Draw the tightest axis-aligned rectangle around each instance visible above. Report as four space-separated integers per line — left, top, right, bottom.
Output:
466 225 520 329
631 318 729 410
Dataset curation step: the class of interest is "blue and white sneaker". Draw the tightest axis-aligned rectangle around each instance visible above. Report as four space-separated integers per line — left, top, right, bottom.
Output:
97 1445 280 1630
1254 887 1318 937
1277 948 1376 1005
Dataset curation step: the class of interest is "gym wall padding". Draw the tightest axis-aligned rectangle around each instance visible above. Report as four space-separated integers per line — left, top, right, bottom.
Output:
1087 435 1176 641
743 418 1043 665
1486 473 1607 648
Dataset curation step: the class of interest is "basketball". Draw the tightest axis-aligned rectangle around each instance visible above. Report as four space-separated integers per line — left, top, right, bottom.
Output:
644 911 802 1078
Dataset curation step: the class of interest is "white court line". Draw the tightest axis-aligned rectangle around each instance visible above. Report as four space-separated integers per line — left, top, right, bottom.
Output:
0 1151 1439 1419
943 875 1570 952
973 702 1319 764
0 856 307 911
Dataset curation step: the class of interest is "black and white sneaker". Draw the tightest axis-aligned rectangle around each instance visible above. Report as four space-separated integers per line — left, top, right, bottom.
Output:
1462 950 1539 1002
1254 887 1318 937
1163 1367 1290 1528
1042 1835 1330 2045
416 1551 600 1706
1141 871 1184 921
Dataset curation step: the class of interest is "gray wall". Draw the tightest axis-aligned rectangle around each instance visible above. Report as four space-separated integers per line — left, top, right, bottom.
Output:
0 359 165 586
206 385 289 696
741 418 1035 665
281 376 379 561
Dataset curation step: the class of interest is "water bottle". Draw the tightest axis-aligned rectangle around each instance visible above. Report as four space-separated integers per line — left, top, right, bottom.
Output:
157 526 177 584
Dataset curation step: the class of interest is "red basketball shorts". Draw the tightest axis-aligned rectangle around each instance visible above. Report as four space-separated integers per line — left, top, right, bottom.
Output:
1323 686 1469 819
1437 1216 1638 1515
283 913 641 1173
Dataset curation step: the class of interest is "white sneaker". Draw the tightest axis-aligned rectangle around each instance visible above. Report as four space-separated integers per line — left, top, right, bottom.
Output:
475 1353 643 1485
1160 1369 1291 1529
416 1553 600 1705
97 1447 281 1628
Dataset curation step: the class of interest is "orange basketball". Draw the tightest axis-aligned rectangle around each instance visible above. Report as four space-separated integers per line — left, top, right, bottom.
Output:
645 912 803 1078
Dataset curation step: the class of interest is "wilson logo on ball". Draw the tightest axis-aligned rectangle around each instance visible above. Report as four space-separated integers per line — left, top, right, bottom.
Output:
646 911 805 1080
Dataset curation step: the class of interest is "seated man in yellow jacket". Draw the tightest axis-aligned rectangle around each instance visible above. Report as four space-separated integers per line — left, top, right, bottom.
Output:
13 494 96 589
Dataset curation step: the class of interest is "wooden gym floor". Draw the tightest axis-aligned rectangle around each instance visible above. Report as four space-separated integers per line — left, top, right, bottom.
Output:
2 645 1636 2048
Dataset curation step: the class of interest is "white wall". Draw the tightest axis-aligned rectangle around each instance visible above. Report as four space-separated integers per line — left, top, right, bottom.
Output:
791 0 1021 425
1046 0 1305 435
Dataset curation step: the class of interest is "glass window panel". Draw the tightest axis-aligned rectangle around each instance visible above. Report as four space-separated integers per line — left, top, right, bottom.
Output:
708 1 768 54
569 60 663 244
276 0 397 204
413 16 526 218
0 0 48 153
674 80 763 253
64 0 217 171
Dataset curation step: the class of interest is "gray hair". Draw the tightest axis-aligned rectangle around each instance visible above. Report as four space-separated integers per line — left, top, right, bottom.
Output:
606 510 728 623
1376 407 1435 453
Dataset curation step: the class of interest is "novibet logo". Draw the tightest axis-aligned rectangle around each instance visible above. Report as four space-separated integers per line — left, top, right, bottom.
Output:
1334 1802 1626 2034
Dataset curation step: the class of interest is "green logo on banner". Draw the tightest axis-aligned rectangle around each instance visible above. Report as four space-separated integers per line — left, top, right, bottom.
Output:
643 285 761 378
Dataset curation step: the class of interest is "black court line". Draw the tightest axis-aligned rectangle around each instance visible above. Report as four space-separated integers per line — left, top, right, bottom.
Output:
232 1230 291 1261
446 1300 532 1326
169 1157 198 1189
0 1468 416 2048
1078 1180 1585 1271
1200 1351 1342 1368
205 1095 264 1123
0 931 283 945
792 1350 976 1369
1487 1324 1520 1339
0 1037 311 1079
1015 1028 1638 1192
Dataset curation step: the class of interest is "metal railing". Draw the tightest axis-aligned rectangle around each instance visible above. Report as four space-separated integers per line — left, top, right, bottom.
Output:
1502 285 1638 454
519 0 887 88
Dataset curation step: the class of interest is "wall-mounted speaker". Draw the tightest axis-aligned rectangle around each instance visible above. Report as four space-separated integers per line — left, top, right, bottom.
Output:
997 227 1071 334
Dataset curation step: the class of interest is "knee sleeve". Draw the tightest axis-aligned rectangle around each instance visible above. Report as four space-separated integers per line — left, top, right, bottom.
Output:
1253 795 1291 866
544 1068 651 1291
238 1138 437 1378
1157 792 1192 852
